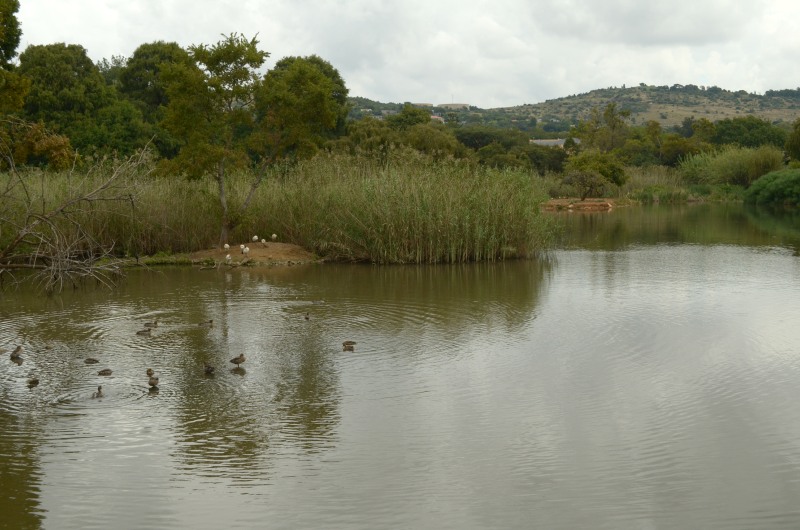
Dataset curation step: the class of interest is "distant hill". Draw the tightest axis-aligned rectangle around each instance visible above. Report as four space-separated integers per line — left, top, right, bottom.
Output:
348 84 800 134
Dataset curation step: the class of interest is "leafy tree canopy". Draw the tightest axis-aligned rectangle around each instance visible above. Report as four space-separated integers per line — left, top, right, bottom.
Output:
256 55 348 161
0 0 21 69
712 116 787 148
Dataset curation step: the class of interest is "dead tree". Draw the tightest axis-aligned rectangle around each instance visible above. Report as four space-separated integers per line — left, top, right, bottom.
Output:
0 130 152 293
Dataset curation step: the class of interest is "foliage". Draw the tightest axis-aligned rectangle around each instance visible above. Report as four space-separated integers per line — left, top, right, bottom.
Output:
273 153 556 263
679 145 785 187
0 117 73 170
255 55 348 162
744 169 800 207
564 148 627 199
0 67 29 113
118 41 193 157
785 118 800 162
1 153 557 263
385 103 430 130
270 55 349 133
712 116 787 148
0 0 21 69
160 33 268 244
17 43 151 156
573 102 630 152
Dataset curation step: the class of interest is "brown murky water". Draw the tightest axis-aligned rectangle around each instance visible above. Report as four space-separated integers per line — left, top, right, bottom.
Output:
2 204 800 529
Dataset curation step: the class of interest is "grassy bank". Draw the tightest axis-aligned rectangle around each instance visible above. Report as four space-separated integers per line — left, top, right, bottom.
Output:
2 152 558 264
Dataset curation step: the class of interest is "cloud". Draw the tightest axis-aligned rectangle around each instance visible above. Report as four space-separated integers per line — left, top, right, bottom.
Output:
533 0 766 46
14 0 800 108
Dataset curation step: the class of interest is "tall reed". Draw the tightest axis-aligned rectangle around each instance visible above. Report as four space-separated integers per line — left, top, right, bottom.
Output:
3 152 557 263
679 145 784 187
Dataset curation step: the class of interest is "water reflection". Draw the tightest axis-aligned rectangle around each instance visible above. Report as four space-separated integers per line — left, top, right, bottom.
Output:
3 204 800 528
553 202 800 251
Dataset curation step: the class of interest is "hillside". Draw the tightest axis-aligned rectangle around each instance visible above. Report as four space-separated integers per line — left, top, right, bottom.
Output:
349 84 800 133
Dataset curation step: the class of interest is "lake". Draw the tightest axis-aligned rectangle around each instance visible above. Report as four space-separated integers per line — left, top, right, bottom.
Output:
1 203 799 529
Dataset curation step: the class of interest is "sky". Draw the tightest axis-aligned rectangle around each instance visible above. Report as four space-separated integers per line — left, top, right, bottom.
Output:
15 0 800 109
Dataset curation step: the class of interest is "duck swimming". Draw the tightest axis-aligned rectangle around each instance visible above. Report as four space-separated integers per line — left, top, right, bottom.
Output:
136 328 152 336
198 319 214 327
144 319 159 328
92 385 103 398
230 354 245 368
10 345 22 360
146 368 154 377
342 340 356 351
27 378 39 388
84 358 99 364
204 363 215 375
98 368 112 376
148 375 159 388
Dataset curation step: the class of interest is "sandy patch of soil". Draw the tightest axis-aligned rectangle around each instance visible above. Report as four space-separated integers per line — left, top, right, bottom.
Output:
190 242 318 266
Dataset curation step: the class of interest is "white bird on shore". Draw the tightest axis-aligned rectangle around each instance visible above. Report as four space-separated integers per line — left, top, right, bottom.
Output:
261 238 267 246
252 235 259 242
240 244 245 254
271 233 277 241
243 246 250 256
223 243 230 250
225 254 232 262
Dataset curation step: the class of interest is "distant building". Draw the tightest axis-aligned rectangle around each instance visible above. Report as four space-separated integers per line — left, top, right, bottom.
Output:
413 103 434 107
530 138 580 148
431 115 445 123
438 103 470 110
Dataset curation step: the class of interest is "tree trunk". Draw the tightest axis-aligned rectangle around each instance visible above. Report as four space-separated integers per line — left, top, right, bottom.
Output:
217 160 229 247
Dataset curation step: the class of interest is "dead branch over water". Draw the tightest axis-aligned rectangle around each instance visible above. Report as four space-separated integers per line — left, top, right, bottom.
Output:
0 142 152 293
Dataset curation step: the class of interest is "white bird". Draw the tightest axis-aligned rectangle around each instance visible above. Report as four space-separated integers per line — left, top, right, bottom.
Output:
240 244 245 254
261 238 266 246
271 234 277 241
252 235 259 242
223 243 230 250
243 246 250 256
225 254 231 261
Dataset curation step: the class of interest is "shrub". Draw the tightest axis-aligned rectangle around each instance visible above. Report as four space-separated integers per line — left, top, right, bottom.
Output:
679 145 784 187
744 169 800 207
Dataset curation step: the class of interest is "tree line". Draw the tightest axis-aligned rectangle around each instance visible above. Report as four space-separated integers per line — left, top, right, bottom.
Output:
3 0 800 206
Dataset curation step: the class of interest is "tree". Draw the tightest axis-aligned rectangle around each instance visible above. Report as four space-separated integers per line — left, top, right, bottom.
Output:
564 148 627 199
575 102 630 152
386 103 430 130
269 55 349 134
255 55 348 162
17 43 151 156
118 41 193 157
161 33 269 245
119 41 192 122
712 116 787 148
0 0 21 69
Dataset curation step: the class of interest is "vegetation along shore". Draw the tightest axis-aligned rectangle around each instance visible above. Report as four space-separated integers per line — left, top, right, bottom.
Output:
1 2 799 291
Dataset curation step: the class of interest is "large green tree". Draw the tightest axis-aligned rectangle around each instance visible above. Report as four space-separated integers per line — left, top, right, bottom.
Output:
17 43 150 155
255 55 348 162
712 116 787 148
269 54 349 134
118 41 193 157
0 0 21 69
161 33 269 245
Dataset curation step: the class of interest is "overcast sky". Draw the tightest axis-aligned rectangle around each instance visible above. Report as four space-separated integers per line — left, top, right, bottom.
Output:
15 0 800 108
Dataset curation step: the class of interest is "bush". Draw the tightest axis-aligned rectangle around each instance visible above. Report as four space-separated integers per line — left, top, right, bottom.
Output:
744 169 800 207
679 145 784 187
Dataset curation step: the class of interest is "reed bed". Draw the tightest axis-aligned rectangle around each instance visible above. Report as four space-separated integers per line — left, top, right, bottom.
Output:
2 152 557 264
679 145 784 187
